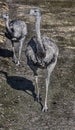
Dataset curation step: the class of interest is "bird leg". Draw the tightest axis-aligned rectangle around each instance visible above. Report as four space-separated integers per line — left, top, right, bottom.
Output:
42 59 57 112
42 69 50 112
12 42 17 64
17 37 25 66
35 75 40 102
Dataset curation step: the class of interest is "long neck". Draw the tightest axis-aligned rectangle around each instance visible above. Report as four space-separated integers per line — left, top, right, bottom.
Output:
5 18 12 33
35 16 41 41
35 16 45 55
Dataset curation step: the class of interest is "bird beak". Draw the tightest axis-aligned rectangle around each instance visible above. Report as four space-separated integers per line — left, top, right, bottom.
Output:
30 9 34 16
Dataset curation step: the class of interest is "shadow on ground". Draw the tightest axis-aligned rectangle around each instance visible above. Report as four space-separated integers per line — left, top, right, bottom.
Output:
0 70 36 98
0 47 13 58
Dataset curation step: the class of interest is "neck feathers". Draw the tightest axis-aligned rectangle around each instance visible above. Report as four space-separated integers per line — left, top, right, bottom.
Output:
35 16 45 57
35 16 41 41
5 18 12 33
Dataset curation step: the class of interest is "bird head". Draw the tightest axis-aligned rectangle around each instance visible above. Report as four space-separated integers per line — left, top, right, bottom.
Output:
30 8 41 17
2 13 9 20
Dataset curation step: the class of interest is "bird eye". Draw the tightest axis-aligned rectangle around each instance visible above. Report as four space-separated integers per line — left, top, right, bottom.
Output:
35 10 37 12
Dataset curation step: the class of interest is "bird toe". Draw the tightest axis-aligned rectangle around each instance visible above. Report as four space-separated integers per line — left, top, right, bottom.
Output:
16 61 20 66
42 106 48 112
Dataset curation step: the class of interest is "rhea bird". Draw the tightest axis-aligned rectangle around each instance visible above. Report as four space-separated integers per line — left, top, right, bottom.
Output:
2 13 27 65
26 8 59 112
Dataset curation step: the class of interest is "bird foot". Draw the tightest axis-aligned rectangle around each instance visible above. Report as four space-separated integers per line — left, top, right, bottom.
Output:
34 95 42 102
16 61 20 66
42 106 48 112
37 96 40 102
34 95 40 102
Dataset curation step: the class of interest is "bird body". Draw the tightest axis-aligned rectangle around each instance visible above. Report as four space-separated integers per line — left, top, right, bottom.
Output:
26 36 58 68
26 8 59 112
7 19 27 40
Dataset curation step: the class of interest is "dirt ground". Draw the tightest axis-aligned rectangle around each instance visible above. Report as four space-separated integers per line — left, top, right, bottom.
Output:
0 0 75 130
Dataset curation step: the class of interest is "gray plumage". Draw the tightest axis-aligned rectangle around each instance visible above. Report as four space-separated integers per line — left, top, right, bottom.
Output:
26 8 59 112
3 13 27 65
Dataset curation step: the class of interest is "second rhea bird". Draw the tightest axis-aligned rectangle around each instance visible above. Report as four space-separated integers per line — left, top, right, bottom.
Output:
3 13 27 65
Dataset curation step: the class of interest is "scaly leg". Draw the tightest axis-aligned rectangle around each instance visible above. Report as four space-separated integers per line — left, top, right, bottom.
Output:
17 37 25 66
12 42 17 64
42 59 57 112
35 75 40 102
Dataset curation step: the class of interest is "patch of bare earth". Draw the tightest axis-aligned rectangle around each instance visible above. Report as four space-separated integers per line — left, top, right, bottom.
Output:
0 1 75 130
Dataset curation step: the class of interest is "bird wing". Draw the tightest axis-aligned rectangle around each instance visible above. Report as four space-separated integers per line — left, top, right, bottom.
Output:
42 36 56 65
9 20 27 38
26 38 37 64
